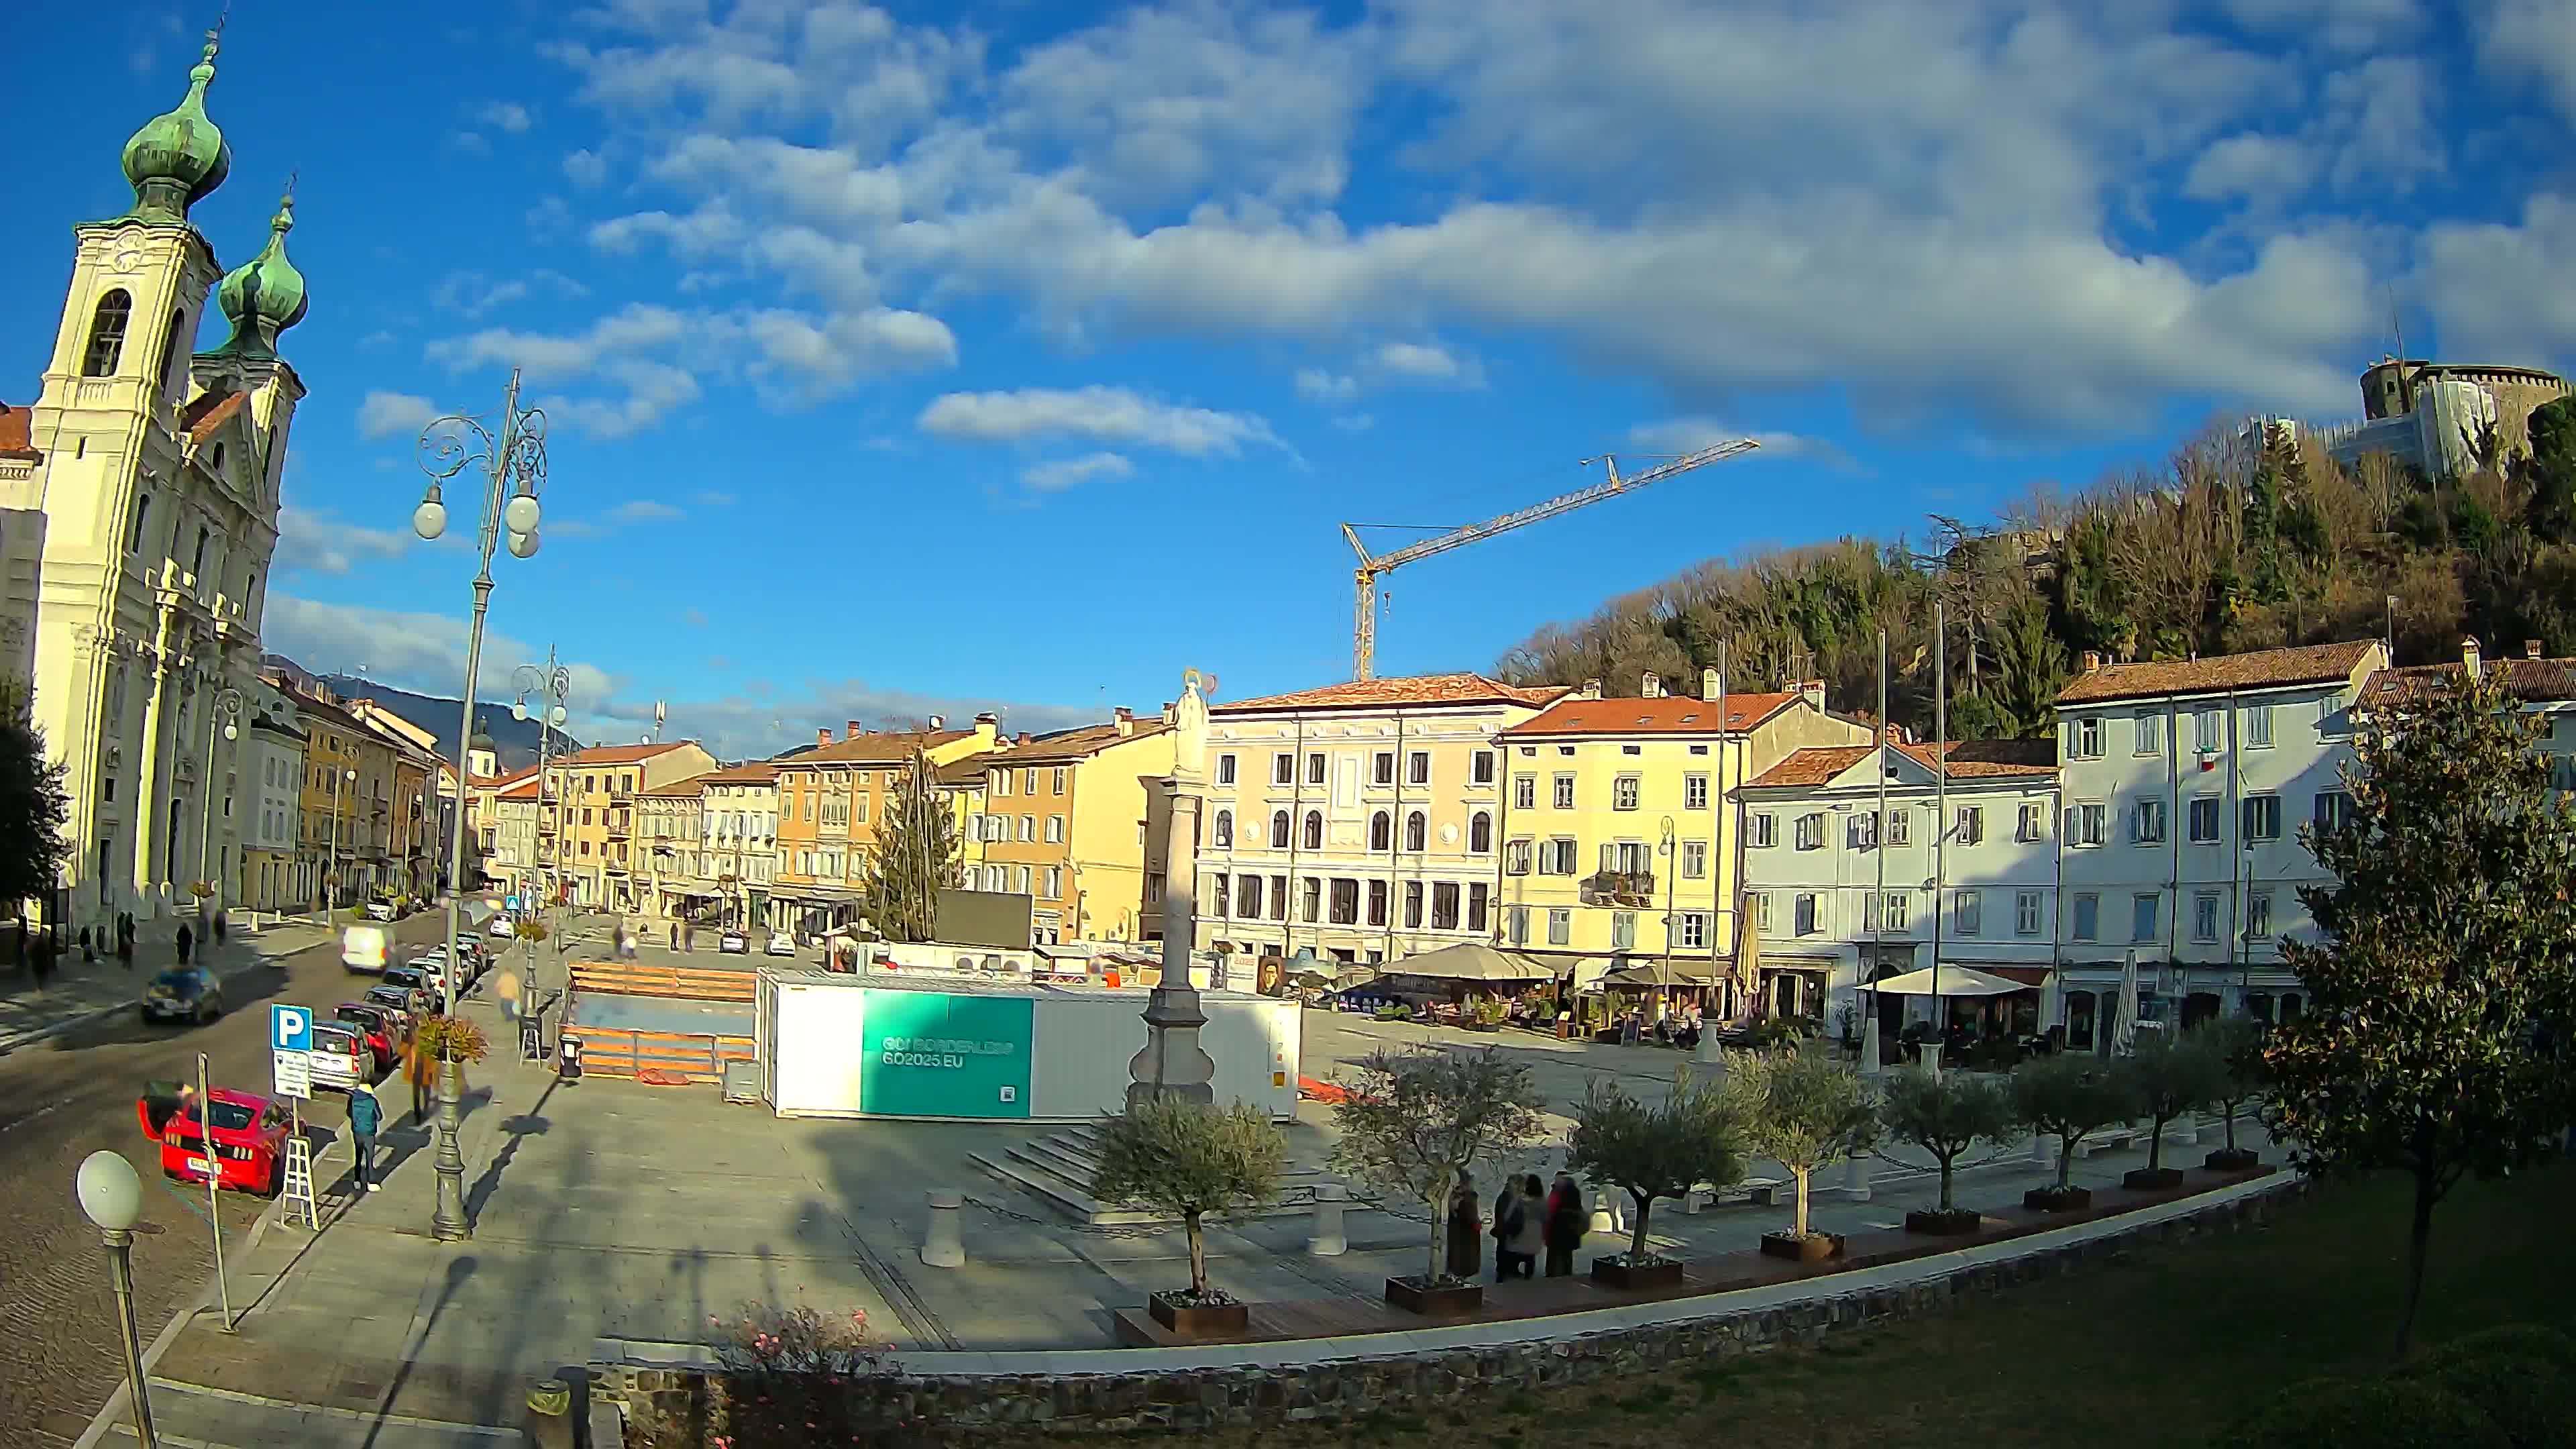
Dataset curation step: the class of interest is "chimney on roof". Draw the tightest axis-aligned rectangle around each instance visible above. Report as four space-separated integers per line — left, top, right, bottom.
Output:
1701 667 1721 700
927 714 945 730
2527 639 2543 661
2463 636 2482 680
847 720 863 739
816 727 831 746
1015 731 1031 745
1578 678 1603 700
1114 706 1136 736
1641 672 1663 698
1799 679 1825 711
973 711 998 744
2080 651 2102 674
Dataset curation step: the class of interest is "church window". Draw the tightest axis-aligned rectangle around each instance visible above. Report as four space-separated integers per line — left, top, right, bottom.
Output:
83 290 132 377
125 494 151 555
157 309 185 396
193 525 209 576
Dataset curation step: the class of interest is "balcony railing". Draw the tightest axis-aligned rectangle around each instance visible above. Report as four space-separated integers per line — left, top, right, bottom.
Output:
1581 869 1656 906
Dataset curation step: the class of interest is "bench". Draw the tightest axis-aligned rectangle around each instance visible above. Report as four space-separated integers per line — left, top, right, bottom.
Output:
1682 1176 1786 1212
2073 1124 2150 1159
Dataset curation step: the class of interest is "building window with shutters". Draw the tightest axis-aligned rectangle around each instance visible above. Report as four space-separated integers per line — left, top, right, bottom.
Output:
1432 882 1460 929
1504 839 1532 875
1514 775 1536 810
1367 879 1387 926
1373 752 1395 786
1303 810 1324 849
1330 878 1359 924
1680 839 1707 879
1404 811 1427 852
1610 911 1635 950
1955 890 1982 936
1552 774 1575 809
1403 881 1424 928
1613 775 1641 810
1271 810 1291 848
1409 751 1430 786
1371 811 1391 851
1213 810 1232 847
1468 811 1492 853
1507 904 1530 945
1546 908 1570 945
1466 882 1489 932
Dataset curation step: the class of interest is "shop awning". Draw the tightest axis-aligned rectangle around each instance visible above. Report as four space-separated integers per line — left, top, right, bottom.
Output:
1865 965 2027 998
1385 942 1556 982
1599 961 1723 989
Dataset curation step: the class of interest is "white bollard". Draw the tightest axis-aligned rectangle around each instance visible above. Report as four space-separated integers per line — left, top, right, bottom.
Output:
2030 1132 2054 1168
2169 1114 2199 1148
1307 1185 1347 1256
1589 1193 1623 1236
1838 1154 1871 1201
921 1189 966 1269
1858 1014 1881 1078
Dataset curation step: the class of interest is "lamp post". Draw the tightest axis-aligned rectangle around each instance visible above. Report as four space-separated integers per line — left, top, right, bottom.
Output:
196 686 243 909
414 369 549 1244
511 655 571 1026
327 765 355 911
76 1150 156 1448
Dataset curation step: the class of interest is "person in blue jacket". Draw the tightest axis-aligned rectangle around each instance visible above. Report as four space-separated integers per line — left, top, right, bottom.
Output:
347 1080 383 1193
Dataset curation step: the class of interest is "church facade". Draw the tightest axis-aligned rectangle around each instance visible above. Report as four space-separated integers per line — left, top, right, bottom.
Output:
0 30 309 926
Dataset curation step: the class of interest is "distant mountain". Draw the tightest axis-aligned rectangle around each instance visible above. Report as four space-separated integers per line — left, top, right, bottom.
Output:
262 655 583 773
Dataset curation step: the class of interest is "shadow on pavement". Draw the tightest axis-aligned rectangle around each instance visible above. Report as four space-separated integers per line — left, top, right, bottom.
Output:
362 1254 478 1449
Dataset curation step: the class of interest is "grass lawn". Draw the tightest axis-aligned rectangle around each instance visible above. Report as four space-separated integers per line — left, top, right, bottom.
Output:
1213 1163 2574 1449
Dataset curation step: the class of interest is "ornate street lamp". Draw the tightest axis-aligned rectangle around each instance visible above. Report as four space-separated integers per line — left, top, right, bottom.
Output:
76 1150 156 1448
414 369 549 1243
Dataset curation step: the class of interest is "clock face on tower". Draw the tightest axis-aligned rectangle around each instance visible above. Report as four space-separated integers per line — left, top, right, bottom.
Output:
111 246 142 275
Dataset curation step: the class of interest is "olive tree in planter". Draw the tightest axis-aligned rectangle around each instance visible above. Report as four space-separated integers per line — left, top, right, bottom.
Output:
1724 1046 1878 1262
2196 1018 2268 1171
1089 1096 1284 1337
2115 1030 2228 1190
1562 1067 1746 1289
1328 1046 1547 1316
1878 1066 2020 1235
2010 1052 2138 1212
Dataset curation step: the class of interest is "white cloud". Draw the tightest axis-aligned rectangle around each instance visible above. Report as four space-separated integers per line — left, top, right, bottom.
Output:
691 489 737 506
1294 368 1356 404
611 499 685 523
2483 0 2576 123
2416 195 2576 367
1021 452 1135 492
358 329 396 349
473 100 535 133
1627 417 1857 470
682 607 710 628
448 131 490 155
274 507 415 576
1366 341 1485 388
564 148 610 188
919 386 1287 457
356 390 438 441
2183 134 2316 203
1331 413 1375 433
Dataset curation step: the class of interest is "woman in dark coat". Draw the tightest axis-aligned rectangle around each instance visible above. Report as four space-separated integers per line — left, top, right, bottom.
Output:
1542 1172 1589 1277
1444 1173 1483 1280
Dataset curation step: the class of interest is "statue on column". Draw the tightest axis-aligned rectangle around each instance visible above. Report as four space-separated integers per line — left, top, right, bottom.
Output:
1126 667 1216 1109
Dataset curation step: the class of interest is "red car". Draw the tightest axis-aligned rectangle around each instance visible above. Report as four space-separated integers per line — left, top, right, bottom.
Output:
334 1002 400 1073
139 1084 294 1196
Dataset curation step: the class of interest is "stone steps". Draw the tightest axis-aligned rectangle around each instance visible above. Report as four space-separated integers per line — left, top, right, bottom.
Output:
969 1125 1348 1227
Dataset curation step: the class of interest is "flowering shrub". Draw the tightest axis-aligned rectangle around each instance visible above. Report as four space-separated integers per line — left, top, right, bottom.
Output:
706 1302 899 1446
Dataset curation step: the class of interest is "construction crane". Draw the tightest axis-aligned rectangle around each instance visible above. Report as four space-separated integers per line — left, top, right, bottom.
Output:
1340 438 1761 680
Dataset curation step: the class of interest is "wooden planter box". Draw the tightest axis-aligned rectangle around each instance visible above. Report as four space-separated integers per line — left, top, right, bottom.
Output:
1759 1231 1845 1263
2023 1185 2093 1212
1591 1256 1686 1291
1385 1275 1483 1316
2122 1167 2186 1191
2204 1148 2263 1173
1903 1208 1984 1236
1146 1291 1248 1338
1464 1021 1501 1033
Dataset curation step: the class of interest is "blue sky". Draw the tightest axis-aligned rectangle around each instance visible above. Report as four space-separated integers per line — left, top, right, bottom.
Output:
7 1 2574 757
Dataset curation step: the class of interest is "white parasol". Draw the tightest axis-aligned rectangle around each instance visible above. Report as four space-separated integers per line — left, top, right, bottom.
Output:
2113 949 2141 1057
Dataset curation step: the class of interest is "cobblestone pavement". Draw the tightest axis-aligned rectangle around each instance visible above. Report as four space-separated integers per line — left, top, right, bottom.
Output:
0 913 447 1446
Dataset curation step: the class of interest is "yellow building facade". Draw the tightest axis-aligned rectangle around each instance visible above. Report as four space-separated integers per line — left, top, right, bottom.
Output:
1492 672 1868 991
967 710 1175 945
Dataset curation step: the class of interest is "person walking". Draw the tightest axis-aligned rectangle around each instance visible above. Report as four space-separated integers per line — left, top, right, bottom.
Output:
1543 1172 1589 1277
1489 1177 1525 1283
667 920 678 951
175 921 194 965
1445 1173 1483 1281
213 909 227 946
1508 1173 1548 1279
78 924 93 963
402 1031 433 1125
117 912 136 970
347 1079 383 1193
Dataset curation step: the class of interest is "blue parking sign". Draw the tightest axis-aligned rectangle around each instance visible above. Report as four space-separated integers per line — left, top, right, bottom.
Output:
505 895 522 912
270 1004 313 1053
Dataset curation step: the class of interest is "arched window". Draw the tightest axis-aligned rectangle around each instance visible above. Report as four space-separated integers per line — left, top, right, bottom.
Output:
1302 810 1324 850
1269 810 1291 849
1212 809 1232 848
1469 810 1492 854
157 309 186 396
83 290 133 377
1405 810 1427 853
1369 810 1391 851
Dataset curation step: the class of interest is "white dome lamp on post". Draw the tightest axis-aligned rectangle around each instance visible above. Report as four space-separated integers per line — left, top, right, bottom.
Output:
413 369 551 1246
76 1149 158 1447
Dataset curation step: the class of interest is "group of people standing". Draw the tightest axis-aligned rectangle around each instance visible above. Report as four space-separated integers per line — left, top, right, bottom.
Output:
1448 1171 1593 1282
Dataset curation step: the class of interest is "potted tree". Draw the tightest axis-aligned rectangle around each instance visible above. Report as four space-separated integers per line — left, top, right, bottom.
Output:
1564 1068 1746 1289
2010 1052 2138 1211
1089 1097 1284 1337
1328 1046 1548 1315
1725 1046 1879 1262
2116 1030 2226 1191
1879 1066 2020 1234
2196 1018 2267 1172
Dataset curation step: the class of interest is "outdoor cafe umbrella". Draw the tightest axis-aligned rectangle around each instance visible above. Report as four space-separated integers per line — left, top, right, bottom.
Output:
1386 941 1555 983
1863 964 2026 998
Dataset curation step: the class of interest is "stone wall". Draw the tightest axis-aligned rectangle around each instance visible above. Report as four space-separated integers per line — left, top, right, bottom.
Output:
606 1178 2306 1443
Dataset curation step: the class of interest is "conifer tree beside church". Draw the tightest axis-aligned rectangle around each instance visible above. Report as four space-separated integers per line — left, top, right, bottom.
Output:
862 748 960 943
0 712 72 914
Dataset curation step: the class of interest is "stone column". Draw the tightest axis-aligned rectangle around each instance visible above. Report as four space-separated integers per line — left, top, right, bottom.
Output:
922 1189 966 1268
1127 672 1216 1110
1307 1185 1347 1256
129 606 180 915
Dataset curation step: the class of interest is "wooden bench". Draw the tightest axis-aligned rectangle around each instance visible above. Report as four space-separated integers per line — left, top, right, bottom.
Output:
568 963 757 1002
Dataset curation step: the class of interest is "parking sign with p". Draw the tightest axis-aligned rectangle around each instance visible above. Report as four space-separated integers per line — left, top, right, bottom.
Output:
271 1004 312 1053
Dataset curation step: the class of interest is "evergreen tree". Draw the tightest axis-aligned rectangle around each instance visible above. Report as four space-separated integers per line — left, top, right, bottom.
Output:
861 747 959 943
2268 665 2576 1358
2522 396 2576 543
0 711 72 914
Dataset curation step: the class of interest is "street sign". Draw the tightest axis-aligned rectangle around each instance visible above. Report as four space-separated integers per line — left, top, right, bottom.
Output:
270 1005 313 1101
505 894 522 912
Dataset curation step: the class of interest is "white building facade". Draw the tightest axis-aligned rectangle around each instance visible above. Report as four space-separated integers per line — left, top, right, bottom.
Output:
1737 739 2060 1036
2052 639 2389 1045
237 682 304 910
3 36 307 927
1195 673 1568 966
698 764 780 926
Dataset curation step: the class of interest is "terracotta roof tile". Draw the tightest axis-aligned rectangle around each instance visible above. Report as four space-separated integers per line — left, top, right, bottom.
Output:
2364 657 2576 706
701 762 782 784
638 773 712 798
1499 692 1801 737
0 401 38 461
180 389 247 442
1213 672 1570 714
1748 738 2058 790
497 777 542 800
785 728 972 767
558 741 702 766
975 719 1171 765
2056 640 2381 705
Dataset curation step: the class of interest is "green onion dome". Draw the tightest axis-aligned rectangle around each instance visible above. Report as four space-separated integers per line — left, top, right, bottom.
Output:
119 37 231 223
